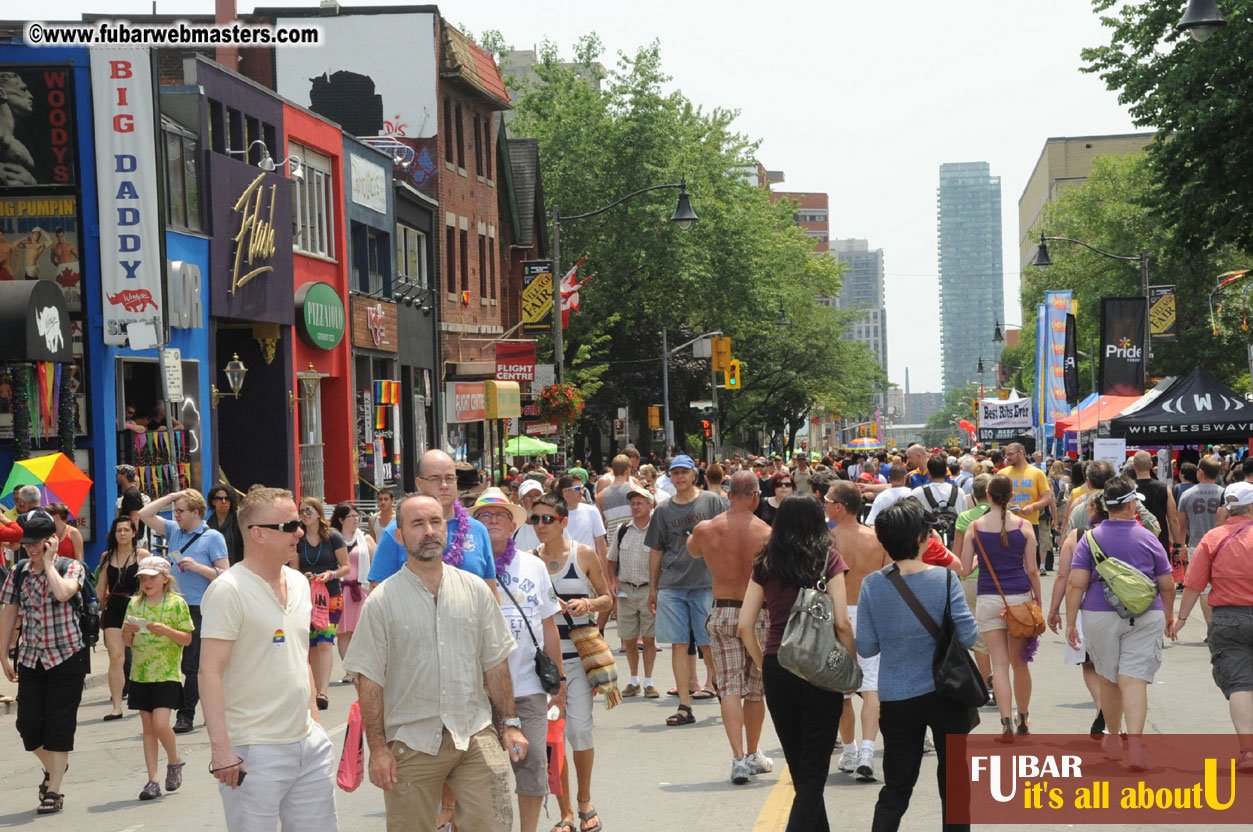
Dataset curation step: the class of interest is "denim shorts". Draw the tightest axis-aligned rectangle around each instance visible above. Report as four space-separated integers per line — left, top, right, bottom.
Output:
655 587 713 646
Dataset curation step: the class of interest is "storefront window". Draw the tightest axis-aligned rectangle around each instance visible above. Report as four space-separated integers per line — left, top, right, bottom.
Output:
115 357 203 499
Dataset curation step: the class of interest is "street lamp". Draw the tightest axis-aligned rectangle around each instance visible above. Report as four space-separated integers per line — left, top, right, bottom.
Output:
1032 233 1152 384
992 319 1022 343
551 179 698 385
775 301 791 328
1177 0 1226 42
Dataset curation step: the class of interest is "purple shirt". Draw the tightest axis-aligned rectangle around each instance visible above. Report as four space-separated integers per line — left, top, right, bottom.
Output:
1072 519 1172 613
973 526 1032 595
753 550 849 655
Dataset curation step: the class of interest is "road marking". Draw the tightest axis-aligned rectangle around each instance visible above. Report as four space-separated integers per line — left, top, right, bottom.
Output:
752 765 793 831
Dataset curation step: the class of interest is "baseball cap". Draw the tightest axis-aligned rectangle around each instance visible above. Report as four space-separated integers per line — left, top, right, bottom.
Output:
136 556 171 577
568 467 589 483
115 463 137 478
18 509 57 544
1224 481 1253 507
518 479 544 498
669 455 695 471
626 484 655 505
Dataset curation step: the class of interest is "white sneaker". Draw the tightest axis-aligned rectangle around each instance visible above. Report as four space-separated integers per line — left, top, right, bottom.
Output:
731 757 751 785
745 751 774 774
838 746 858 773
855 748 877 782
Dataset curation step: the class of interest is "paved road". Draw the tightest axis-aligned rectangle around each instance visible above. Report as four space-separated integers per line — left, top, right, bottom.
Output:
0 574 1234 830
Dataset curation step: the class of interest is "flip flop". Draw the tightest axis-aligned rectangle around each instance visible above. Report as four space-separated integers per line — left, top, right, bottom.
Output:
578 806 603 832
550 822 577 832
691 688 716 700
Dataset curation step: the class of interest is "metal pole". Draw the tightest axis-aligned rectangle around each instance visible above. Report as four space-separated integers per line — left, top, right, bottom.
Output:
1090 334 1098 394
551 206 563 386
710 353 720 461
1141 250 1151 386
662 328 673 453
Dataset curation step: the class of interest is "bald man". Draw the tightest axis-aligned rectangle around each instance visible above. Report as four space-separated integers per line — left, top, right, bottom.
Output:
687 471 774 784
366 449 496 591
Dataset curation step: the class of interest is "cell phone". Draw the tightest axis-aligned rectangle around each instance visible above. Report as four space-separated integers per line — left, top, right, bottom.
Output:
236 770 247 786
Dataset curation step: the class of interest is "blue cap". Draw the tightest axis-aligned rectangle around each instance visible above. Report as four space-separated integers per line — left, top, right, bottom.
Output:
669 454 695 471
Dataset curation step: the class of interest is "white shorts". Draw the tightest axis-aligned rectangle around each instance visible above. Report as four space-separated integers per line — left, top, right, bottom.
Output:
847 605 879 694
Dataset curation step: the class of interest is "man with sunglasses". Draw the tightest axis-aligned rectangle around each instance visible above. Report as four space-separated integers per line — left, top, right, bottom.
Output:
139 488 229 734
200 486 337 831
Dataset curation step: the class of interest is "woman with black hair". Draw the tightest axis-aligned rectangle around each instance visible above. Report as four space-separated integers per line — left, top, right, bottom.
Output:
858 496 978 832
205 484 244 566
740 494 853 831
98 515 151 719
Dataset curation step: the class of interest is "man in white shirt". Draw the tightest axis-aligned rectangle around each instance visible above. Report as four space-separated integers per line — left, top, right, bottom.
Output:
865 464 912 526
511 480 546 552
909 455 968 546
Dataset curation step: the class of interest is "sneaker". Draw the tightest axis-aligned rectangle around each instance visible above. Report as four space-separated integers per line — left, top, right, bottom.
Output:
745 751 774 775
621 683 641 698
731 757 751 785
643 685 660 699
855 748 877 782
138 780 161 801
1089 710 1106 741
173 717 194 735
165 761 185 792
838 746 858 773
922 733 935 754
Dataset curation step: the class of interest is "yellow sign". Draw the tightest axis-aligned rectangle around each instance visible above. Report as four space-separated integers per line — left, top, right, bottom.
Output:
521 266 553 332
1149 285 1176 342
484 380 521 419
230 173 277 296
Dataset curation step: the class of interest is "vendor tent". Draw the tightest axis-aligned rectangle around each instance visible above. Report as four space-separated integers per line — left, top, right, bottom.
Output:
1054 393 1142 439
1110 367 1253 444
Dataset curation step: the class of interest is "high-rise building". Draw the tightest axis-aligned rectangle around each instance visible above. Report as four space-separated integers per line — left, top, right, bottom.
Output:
830 239 887 374
938 162 1003 393
771 191 829 253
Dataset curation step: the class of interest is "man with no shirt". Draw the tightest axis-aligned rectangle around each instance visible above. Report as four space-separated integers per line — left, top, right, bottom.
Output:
687 471 774 785
825 480 889 782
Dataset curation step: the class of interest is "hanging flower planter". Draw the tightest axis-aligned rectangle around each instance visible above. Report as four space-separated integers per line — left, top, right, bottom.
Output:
536 383 586 427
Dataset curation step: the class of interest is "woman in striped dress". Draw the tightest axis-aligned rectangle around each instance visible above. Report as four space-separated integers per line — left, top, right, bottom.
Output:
532 493 612 832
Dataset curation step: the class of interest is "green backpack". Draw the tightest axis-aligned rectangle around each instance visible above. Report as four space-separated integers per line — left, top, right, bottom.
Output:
1083 530 1159 619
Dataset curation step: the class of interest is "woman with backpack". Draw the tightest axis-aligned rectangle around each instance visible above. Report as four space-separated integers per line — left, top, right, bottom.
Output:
1065 477 1177 770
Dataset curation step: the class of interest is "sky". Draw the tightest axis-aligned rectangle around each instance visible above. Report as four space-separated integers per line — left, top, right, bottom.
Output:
31 0 1143 392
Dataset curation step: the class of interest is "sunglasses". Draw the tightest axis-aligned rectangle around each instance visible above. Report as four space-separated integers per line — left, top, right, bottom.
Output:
527 514 561 525
566 485 583 492
778 482 795 488
299 508 316 515
250 520 302 533
213 495 231 502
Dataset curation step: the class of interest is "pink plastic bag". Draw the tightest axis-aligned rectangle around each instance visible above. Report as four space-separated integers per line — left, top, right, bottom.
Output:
337 700 364 791
311 581 331 631
546 717 565 796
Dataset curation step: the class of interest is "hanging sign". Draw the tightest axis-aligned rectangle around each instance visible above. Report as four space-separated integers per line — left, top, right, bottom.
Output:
521 260 553 332
1100 297 1147 396
1148 285 1176 343
295 282 345 349
495 341 536 381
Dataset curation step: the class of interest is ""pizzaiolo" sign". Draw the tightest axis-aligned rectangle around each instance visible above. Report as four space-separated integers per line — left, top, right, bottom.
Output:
295 282 345 349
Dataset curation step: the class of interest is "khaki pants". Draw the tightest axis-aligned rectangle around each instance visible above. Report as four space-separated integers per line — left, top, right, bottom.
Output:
385 728 513 832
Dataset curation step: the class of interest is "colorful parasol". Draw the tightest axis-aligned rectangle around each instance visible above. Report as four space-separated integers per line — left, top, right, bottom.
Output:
1 452 94 517
846 437 885 450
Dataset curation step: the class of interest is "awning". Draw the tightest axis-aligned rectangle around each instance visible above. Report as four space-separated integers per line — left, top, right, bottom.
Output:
0 280 72 363
1110 367 1253 443
1053 394 1141 438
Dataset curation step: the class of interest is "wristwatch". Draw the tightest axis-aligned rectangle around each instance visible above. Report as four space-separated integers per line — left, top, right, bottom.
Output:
501 717 522 731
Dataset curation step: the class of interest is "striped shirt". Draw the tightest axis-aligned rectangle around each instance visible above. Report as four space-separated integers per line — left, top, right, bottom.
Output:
549 554 591 660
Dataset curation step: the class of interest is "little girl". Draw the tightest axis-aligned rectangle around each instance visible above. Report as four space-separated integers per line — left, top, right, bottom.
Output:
122 556 194 801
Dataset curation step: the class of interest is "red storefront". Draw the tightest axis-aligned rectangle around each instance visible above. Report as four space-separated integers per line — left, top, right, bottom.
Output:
282 103 354 504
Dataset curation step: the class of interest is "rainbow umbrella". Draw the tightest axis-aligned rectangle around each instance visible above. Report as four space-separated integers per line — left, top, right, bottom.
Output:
846 437 885 450
1 453 94 517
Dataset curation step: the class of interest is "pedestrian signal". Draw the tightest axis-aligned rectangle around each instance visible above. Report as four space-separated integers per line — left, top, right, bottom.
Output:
701 420 711 439
725 359 741 389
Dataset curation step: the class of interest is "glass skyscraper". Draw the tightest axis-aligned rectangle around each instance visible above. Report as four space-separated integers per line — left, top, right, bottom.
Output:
938 162 1003 393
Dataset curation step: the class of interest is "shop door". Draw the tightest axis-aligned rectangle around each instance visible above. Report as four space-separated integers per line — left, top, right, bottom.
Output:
299 384 324 499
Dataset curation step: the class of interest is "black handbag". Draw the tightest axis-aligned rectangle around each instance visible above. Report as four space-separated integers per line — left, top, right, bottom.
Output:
884 565 988 724
499 580 564 695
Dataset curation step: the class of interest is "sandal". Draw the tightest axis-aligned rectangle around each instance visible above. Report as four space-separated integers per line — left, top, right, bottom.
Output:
578 806 603 832
690 688 716 700
666 704 695 726
39 762 66 800
316 693 329 710
37 791 63 815
550 822 577 832
1016 713 1030 735
994 716 1014 744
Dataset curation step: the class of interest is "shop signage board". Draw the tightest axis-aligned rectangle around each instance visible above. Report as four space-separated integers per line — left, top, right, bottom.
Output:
495 341 536 381
525 421 558 436
484 380 521 419
209 162 293 323
296 282 346 349
351 296 397 352
91 48 164 345
1093 437 1127 467
349 154 387 214
445 381 486 423
977 397 1033 443
0 64 77 187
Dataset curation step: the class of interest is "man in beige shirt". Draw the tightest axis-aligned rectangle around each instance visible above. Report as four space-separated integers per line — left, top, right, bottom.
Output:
345 495 526 832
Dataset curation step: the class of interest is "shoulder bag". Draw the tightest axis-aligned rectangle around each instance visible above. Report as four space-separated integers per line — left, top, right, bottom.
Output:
777 574 862 693
972 526 1045 638
1083 529 1159 619
884 565 987 721
548 571 622 710
499 579 564 695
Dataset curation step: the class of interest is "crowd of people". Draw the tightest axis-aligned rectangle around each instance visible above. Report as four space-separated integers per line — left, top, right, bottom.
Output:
1 439 1252 831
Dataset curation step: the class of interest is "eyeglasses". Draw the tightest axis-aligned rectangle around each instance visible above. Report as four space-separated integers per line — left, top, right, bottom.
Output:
527 514 561 525
421 475 458 486
250 520 302 533
478 511 514 523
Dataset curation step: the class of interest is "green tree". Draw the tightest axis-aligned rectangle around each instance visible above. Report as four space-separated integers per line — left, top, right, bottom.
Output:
926 383 980 434
508 39 886 456
1082 0 1253 253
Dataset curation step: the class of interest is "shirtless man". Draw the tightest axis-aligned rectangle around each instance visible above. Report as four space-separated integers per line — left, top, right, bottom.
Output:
825 480 890 782
18 228 51 278
0 231 18 280
688 470 774 785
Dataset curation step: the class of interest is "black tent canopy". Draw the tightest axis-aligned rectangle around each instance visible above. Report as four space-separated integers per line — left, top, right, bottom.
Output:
1110 367 1253 443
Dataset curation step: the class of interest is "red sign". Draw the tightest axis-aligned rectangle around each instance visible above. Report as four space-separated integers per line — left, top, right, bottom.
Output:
524 422 558 436
445 382 486 423
496 341 536 382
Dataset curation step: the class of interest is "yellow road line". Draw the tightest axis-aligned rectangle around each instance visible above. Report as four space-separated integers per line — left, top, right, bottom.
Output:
752 765 794 831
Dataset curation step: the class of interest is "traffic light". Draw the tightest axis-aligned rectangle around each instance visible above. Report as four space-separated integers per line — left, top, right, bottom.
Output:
701 420 712 439
972 399 978 419
648 405 662 430
725 359 741 389
712 336 732 372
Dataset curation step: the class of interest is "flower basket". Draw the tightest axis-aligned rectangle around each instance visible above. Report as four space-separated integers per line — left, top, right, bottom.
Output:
537 383 586 427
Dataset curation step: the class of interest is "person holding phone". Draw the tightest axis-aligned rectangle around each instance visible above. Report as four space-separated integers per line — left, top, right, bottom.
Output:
122 556 193 801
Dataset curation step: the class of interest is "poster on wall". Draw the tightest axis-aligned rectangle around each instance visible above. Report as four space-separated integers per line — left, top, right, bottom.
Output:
0 195 82 310
91 47 164 346
0 318 88 439
0 64 77 188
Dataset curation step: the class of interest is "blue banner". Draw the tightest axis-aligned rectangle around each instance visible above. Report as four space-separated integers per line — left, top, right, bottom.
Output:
1042 290 1073 434
1034 303 1046 428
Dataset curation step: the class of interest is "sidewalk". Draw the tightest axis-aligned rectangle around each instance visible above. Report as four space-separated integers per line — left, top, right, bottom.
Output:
0 644 110 716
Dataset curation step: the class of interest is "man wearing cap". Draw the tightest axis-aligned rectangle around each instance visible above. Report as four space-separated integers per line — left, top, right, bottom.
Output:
512 479 545 552
791 453 814 497
366 449 495 591
0 510 88 815
139 488 229 734
607 484 659 698
646 454 728 726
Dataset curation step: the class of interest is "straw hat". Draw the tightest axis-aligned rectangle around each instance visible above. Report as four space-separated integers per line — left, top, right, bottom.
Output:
469 487 528 527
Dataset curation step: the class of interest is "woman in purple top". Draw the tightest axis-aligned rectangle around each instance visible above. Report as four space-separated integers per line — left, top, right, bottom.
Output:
1065 477 1177 770
740 495 852 832
959 474 1041 740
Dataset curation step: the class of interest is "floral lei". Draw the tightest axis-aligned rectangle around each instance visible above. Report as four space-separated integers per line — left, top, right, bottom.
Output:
494 536 517 578
443 500 470 567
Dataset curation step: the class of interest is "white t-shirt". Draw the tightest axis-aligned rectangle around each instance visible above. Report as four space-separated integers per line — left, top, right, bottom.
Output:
497 551 562 697
200 564 314 746
865 486 912 526
565 502 606 548
910 482 968 515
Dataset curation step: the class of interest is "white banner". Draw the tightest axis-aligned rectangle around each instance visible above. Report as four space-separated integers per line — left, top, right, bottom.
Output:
92 48 164 346
1093 438 1127 468
979 397 1033 430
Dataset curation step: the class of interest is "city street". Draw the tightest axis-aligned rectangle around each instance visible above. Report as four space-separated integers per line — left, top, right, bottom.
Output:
0 576 1232 831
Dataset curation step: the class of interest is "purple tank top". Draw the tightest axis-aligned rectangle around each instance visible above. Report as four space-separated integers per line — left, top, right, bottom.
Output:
973 525 1031 595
